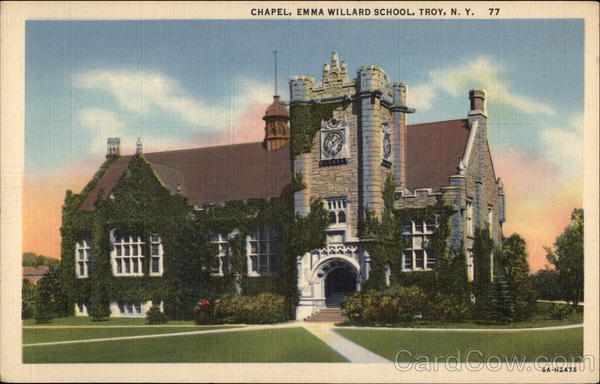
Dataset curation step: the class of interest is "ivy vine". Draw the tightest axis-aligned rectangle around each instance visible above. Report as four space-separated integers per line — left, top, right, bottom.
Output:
289 101 349 158
56 153 329 321
360 175 470 306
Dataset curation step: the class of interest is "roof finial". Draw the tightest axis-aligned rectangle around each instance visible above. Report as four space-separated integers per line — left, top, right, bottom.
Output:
136 137 142 155
273 50 278 97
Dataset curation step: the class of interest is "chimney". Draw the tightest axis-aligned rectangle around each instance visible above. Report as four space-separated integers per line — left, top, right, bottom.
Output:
469 88 487 117
106 137 120 158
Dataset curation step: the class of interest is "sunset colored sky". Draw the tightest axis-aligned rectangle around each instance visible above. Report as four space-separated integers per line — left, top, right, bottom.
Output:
24 19 583 272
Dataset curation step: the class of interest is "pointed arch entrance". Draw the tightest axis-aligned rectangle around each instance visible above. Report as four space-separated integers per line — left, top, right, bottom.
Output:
314 258 359 307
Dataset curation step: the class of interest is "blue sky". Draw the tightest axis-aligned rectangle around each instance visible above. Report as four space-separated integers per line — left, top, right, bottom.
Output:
24 19 584 268
26 19 583 173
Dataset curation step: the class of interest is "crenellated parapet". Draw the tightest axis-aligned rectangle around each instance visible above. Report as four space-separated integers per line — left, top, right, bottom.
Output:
289 76 316 102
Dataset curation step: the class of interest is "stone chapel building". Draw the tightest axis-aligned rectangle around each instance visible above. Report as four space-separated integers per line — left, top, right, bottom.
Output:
66 53 505 320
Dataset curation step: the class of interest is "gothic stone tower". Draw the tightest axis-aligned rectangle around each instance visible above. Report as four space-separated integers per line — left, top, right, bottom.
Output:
291 53 413 319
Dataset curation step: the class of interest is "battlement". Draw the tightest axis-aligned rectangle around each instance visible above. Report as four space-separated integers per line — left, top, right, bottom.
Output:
357 65 391 95
289 53 406 103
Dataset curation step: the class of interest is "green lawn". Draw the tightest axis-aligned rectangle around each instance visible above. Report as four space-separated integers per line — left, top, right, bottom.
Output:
336 327 584 362
23 316 197 326
24 326 240 344
23 327 347 363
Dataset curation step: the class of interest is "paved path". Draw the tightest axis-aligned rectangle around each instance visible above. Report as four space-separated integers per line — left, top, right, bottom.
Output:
538 299 584 306
336 323 583 333
302 323 389 363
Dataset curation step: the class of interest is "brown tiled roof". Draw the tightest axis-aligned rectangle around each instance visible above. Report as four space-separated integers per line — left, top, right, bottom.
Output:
406 119 470 191
79 142 291 211
263 96 289 120
80 156 133 211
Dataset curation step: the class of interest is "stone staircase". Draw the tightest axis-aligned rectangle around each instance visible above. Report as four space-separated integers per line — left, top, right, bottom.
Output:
304 308 346 323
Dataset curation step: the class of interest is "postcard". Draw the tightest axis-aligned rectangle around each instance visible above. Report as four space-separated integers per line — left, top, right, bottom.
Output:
1 1 598 383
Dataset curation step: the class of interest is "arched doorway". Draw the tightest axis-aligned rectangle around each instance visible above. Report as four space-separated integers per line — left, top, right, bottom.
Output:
324 263 357 307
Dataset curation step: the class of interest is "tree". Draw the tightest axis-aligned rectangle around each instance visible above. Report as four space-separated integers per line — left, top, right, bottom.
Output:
35 266 69 323
534 268 563 300
497 234 537 320
491 271 514 324
22 252 59 268
472 228 494 319
546 209 584 309
22 279 37 319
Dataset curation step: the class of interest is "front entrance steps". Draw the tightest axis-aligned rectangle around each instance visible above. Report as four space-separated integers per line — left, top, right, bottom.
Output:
304 308 346 323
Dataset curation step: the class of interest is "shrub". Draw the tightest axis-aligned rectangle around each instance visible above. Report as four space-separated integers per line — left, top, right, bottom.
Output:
511 275 537 321
343 286 427 325
547 303 572 320
425 294 471 322
146 305 168 324
216 293 287 324
194 298 219 325
195 293 287 324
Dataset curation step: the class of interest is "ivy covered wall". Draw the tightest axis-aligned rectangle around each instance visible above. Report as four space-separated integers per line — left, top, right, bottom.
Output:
360 175 471 308
59 154 329 321
60 155 210 320
289 101 349 158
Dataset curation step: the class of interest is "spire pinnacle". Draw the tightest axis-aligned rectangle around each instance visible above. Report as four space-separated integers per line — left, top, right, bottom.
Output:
273 50 278 97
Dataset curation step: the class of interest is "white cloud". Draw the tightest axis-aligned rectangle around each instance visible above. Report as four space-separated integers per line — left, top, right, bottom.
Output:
79 108 126 154
410 84 435 110
412 57 556 116
541 115 584 178
73 70 272 131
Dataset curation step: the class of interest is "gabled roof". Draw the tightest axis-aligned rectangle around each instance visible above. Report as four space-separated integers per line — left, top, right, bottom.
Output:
79 142 291 211
80 156 133 211
406 119 470 191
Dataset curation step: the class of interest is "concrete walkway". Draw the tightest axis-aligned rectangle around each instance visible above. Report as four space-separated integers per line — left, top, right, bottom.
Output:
302 323 389 363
